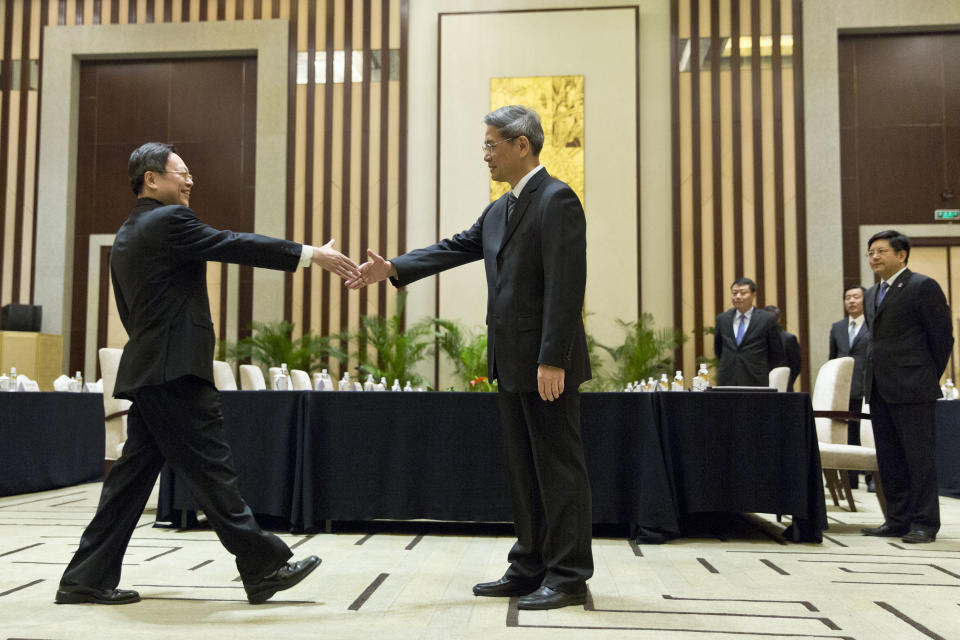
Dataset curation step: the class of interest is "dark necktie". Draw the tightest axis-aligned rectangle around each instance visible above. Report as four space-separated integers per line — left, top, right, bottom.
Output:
876 281 889 308
506 192 517 223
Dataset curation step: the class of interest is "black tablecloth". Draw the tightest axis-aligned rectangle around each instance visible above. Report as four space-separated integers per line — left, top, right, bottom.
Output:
0 392 104 497
936 399 960 499
158 391 825 541
657 391 827 541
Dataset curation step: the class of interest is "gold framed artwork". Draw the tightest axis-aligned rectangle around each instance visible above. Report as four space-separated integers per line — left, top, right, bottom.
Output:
489 75 584 206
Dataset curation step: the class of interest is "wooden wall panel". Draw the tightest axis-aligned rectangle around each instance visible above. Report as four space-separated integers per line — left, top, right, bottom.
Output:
0 0 407 380
672 0 808 389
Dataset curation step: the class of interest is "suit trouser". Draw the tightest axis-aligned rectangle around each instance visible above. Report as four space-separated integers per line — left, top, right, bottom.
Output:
869 385 940 533
60 376 291 590
498 388 593 594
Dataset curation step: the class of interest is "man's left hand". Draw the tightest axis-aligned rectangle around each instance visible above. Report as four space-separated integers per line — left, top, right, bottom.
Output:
537 364 565 402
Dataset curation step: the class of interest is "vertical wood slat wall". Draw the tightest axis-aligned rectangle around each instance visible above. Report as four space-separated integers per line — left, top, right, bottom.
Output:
671 0 808 389
0 0 406 370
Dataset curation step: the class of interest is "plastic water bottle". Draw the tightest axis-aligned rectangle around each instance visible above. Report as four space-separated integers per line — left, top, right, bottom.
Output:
403 381 413 391
942 378 958 400
7 367 17 392
657 373 669 391
363 375 375 392
70 370 84 392
693 363 710 392
339 373 352 391
671 370 684 391
375 377 387 391
0 371 9 392
273 363 290 390
391 379 401 392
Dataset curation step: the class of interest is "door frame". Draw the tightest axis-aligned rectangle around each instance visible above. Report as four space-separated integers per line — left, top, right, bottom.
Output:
35 20 289 377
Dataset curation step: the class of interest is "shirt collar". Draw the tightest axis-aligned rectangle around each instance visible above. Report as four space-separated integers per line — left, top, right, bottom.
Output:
882 266 907 288
511 164 543 198
736 307 754 320
849 314 865 329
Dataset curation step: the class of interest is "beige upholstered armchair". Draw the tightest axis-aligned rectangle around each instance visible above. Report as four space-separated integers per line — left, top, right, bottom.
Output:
290 369 312 390
768 366 790 392
812 357 885 516
212 360 238 390
239 364 266 390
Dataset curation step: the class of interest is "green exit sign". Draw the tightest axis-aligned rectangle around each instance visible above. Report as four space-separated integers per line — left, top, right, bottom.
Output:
935 209 960 220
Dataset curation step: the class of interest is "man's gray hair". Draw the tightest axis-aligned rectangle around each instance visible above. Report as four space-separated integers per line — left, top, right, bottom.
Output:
483 105 544 156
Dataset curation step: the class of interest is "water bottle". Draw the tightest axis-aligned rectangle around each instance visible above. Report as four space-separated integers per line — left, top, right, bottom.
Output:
693 363 710 392
375 376 387 391
363 375 375 392
671 370 684 391
942 378 958 400
7 367 18 391
70 370 84 392
0 371 9 392
391 379 401 392
339 373 352 391
403 381 413 391
274 363 290 390
657 373 669 391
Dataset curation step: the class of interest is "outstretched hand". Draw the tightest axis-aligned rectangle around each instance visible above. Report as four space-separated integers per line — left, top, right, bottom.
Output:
312 239 361 282
348 249 396 289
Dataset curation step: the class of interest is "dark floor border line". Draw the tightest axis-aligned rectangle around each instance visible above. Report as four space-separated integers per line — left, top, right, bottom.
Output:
662 595 817 612
760 559 789 575
348 572 388 611
834 581 960 587
0 491 86 508
145 546 181 562
821 534 847 548
355 533 374 546
405 533 424 550
141 596 314 603
875 600 947 640
838 567 922 575
729 550 960 559
735 514 787 546
189 560 213 571
698 557 719 573
628 539 643 557
583 605 838 630
50 498 86 507
514 623 852 639
930 564 960 580
0 542 43 557
0 578 44 597
290 534 314 550
135 584 243 589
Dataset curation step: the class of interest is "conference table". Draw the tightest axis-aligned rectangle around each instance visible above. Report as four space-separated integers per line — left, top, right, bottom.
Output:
157 390 829 542
0 392 104 497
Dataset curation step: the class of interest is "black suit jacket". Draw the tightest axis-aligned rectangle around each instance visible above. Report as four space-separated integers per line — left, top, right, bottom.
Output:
714 307 785 386
829 317 870 400
390 169 590 392
781 330 801 392
863 269 953 404
111 198 303 399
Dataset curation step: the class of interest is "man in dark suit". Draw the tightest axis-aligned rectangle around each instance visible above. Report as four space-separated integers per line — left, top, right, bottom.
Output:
354 106 592 610
765 305 801 391
714 278 785 386
57 143 359 605
829 285 871 487
861 230 953 544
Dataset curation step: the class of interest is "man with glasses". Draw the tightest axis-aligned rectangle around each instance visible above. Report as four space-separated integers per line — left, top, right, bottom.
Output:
860 230 953 544
56 142 360 605
352 106 593 610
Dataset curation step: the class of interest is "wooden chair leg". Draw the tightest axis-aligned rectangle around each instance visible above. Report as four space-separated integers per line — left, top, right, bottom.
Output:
823 470 840 506
840 470 856 512
872 472 887 519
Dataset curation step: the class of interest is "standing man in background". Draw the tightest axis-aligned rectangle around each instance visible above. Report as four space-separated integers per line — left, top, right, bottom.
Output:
354 105 593 610
764 305 801 391
861 230 953 544
829 285 871 488
57 142 359 605
714 278 785 386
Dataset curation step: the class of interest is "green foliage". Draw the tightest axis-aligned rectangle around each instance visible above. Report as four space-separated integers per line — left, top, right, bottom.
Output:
595 313 686 389
226 321 346 375
350 291 434 388
433 319 496 391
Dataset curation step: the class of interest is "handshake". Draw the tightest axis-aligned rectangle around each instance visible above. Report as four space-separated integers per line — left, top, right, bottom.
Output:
311 239 396 290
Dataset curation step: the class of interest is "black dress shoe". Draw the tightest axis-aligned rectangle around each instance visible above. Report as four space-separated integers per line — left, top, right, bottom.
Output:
244 555 321 604
55 585 140 605
902 529 937 543
861 524 908 537
517 586 586 610
472 577 539 597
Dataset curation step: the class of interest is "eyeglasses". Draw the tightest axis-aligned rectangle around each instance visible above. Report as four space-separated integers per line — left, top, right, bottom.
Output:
156 170 194 181
865 248 892 258
481 137 517 154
